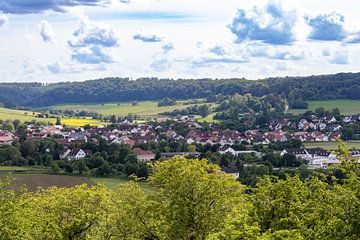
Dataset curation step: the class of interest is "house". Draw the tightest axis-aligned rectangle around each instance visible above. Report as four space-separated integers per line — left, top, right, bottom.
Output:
0 135 13 145
219 147 237 155
315 122 327 131
132 148 156 162
221 166 240 179
60 148 92 161
281 148 339 168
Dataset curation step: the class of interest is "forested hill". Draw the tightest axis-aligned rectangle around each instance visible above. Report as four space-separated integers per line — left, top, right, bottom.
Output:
0 72 360 108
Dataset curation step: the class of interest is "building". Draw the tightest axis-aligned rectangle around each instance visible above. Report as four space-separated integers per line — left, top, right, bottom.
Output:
60 148 92 161
132 148 156 162
0 135 13 145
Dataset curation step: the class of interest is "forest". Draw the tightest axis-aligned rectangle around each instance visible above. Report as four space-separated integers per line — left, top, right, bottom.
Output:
0 72 360 108
1 146 359 240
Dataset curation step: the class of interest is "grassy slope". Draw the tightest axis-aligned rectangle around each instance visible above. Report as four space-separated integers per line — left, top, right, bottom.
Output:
0 107 104 126
51 100 219 121
288 100 360 115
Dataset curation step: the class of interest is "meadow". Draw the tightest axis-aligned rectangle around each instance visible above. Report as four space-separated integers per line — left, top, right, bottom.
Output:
303 141 360 150
288 99 360 115
50 100 218 122
0 107 104 126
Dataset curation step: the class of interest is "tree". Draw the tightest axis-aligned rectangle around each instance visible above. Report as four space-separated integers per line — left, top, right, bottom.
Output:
187 144 196 152
148 157 255 239
51 162 61 174
198 104 210 118
55 117 62 125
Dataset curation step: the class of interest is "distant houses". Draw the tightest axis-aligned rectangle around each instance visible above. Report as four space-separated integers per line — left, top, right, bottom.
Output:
132 148 156 162
60 148 92 161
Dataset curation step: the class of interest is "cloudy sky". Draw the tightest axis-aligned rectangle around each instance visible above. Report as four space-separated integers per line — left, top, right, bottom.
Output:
0 0 360 82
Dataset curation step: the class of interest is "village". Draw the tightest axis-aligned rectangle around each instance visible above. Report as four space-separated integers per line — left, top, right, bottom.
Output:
1 112 360 175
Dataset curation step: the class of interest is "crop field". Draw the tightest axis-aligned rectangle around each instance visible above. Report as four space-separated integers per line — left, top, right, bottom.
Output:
303 141 360 150
0 174 94 192
50 100 218 121
0 107 104 126
91 177 153 194
288 100 360 115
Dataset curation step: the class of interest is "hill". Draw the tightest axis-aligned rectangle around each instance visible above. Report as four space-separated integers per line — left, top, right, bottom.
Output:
0 72 359 108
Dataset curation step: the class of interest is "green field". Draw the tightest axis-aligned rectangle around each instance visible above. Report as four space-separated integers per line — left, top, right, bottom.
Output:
50 100 218 121
0 107 104 126
304 141 360 150
0 166 30 171
288 100 360 115
91 177 153 194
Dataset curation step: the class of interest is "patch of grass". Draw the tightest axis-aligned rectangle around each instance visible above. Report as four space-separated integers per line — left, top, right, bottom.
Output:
91 177 153 194
303 141 360 150
0 107 104 127
288 100 360 115
0 166 30 171
50 100 218 120
196 113 220 123
0 107 42 122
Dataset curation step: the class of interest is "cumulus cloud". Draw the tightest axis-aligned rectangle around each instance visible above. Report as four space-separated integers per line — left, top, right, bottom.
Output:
0 0 110 14
346 32 360 43
229 1 297 45
133 31 163 42
47 60 107 74
151 55 172 72
321 48 349 64
0 14 8 26
162 43 174 53
39 21 56 43
329 51 349 65
306 12 347 41
192 43 249 67
68 17 119 64
247 45 305 61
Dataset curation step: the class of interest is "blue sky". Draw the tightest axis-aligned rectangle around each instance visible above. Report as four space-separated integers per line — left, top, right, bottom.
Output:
0 0 360 82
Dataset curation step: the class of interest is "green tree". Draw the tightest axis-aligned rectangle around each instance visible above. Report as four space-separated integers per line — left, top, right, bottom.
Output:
198 104 210 118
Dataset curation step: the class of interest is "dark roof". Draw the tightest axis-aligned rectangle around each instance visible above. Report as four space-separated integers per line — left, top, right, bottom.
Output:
221 166 239 174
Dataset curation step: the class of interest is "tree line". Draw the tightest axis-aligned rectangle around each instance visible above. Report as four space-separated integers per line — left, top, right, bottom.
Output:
1 72 360 108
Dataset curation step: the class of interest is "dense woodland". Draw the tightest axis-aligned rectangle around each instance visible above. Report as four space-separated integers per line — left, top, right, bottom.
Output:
0 72 360 108
1 149 359 240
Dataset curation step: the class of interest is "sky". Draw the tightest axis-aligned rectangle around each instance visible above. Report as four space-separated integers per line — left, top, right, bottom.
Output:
0 0 360 82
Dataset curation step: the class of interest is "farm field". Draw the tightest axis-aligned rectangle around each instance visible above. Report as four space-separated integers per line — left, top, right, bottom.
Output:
50 100 218 121
304 141 360 150
0 174 94 192
288 99 360 115
91 177 153 194
0 107 104 126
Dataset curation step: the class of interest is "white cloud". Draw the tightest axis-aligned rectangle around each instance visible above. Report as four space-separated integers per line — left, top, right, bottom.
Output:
0 14 8 26
68 17 120 64
133 31 163 42
229 1 298 45
39 21 56 43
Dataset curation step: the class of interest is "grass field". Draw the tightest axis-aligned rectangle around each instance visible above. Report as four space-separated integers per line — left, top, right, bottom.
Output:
50 101 218 121
0 166 30 171
304 141 360 150
0 107 104 126
288 100 360 115
91 177 153 194
0 174 94 192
